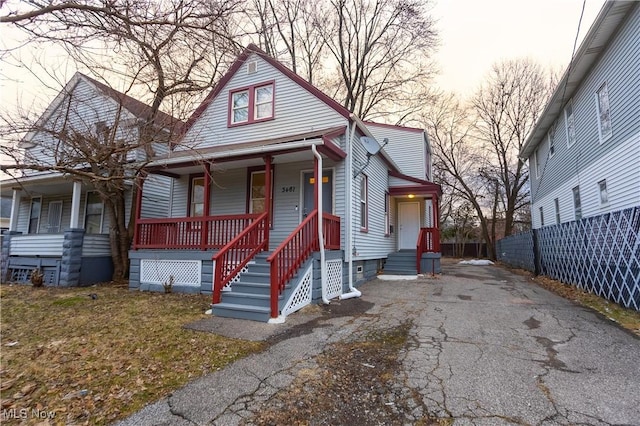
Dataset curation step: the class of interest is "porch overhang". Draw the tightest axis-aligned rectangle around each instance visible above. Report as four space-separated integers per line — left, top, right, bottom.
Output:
144 126 347 175
388 170 442 198
389 184 441 198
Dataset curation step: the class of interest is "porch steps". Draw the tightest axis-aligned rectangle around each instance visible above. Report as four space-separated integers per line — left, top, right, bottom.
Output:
383 249 418 275
211 252 292 322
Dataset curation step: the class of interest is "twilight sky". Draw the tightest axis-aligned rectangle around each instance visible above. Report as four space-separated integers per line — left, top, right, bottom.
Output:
0 0 606 116
431 0 605 96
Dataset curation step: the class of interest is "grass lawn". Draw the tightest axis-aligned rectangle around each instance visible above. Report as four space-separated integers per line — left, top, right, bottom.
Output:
0 283 264 425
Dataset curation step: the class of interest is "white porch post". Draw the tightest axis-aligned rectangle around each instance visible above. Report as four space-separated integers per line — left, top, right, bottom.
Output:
70 181 83 229
9 188 21 231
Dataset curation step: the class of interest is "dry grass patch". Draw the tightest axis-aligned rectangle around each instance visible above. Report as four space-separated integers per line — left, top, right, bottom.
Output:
0 283 263 425
532 276 640 337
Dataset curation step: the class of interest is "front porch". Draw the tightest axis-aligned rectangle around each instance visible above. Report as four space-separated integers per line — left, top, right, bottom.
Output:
130 132 347 321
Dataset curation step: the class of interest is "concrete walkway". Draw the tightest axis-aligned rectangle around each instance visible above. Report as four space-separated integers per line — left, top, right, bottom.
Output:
115 261 640 425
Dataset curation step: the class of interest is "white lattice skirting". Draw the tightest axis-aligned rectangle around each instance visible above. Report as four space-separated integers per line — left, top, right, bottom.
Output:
281 264 313 317
325 259 343 300
140 259 201 287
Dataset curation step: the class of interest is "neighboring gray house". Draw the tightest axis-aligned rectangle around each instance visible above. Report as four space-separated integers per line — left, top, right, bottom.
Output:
1 72 177 286
129 44 442 322
520 1 639 227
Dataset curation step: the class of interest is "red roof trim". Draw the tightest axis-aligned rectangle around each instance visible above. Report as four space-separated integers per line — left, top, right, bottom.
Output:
364 120 424 133
389 184 441 197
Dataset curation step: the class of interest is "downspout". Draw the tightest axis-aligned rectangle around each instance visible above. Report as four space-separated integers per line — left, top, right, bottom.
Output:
311 144 330 304
340 118 362 300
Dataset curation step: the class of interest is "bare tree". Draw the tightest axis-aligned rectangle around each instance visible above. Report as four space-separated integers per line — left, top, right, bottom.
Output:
472 59 552 239
427 60 553 260
320 0 438 120
0 0 242 280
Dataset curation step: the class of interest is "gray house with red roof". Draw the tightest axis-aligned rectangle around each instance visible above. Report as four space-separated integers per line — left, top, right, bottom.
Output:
129 45 442 322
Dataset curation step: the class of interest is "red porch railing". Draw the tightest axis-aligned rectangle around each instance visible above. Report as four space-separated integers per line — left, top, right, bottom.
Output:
267 210 341 318
133 214 261 250
417 227 441 273
212 212 268 304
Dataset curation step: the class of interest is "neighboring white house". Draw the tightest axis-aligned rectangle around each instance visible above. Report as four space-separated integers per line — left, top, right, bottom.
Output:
0 72 178 286
129 44 441 322
520 1 640 228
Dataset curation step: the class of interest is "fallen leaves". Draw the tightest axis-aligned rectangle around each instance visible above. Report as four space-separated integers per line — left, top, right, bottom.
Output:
0 283 263 425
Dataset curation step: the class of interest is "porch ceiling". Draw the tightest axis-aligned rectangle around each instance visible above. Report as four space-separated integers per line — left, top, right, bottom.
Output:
0 173 98 198
146 126 347 177
149 149 318 177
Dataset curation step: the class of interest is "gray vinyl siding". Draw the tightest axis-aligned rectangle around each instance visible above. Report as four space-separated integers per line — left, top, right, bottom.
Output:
528 5 640 228
140 174 172 218
529 4 640 208
367 124 427 180
24 78 139 170
351 131 394 260
166 158 346 250
178 53 347 150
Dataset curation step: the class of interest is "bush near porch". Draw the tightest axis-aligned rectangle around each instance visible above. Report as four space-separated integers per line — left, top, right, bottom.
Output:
0 283 263 425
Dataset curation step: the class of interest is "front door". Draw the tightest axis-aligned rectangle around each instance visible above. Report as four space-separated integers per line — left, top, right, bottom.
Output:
398 202 420 250
302 170 333 218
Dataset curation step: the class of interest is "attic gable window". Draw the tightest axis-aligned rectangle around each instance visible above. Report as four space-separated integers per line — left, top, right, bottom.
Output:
228 81 275 126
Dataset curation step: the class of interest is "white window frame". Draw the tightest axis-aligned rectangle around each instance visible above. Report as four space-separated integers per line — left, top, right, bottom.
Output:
539 206 544 227
548 122 556 158
254 84 274 120
572 186 582 221
554 198 560 224
595 82 612 142
564 100 576 147
534 150 541 179
47 200 63 233
84 191 104 234
189 176 205 217
28 197 42 234
360 174 368 231
598 179 609 206
384 191 390 236
230 90 250 125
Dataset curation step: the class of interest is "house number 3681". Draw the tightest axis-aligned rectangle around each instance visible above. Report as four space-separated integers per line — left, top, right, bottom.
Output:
281 186 295 193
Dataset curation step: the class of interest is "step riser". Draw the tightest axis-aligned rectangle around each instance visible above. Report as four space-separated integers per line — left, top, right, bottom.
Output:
227 283 270 295
220 294 271 308
211 306 271 322
241 272 270 284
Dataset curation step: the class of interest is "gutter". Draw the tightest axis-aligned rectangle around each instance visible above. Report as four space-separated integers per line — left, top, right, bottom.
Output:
311 144 331 305
340 118 362 300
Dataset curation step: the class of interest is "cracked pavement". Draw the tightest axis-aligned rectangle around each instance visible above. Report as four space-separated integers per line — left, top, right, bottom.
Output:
114 260 640 425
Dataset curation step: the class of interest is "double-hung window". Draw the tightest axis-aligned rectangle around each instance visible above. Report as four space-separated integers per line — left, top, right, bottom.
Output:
595 82 612 141
598 179 609 205
229 82 274 126
360 175 368 231
85 191 104 234
384 191 390 236
564 100 576 147
28 197 42 234
572 186 582 220
189 176 205 217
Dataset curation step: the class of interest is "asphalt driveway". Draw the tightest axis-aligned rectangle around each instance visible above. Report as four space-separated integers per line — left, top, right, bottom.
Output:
115 260 640 425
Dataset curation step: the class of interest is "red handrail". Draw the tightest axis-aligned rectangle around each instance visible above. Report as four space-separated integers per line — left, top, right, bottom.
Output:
211 213 268 304
417 227 441 273
133 214 260 250
267 210 319 318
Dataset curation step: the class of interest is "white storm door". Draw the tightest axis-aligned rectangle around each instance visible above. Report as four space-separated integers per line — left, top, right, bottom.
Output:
398 202 420 250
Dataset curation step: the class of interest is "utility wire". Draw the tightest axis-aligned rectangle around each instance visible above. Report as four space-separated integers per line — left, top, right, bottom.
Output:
531 0 587 207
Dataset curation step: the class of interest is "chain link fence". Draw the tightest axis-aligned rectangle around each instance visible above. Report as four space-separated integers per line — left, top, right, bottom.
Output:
497 206 639 311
